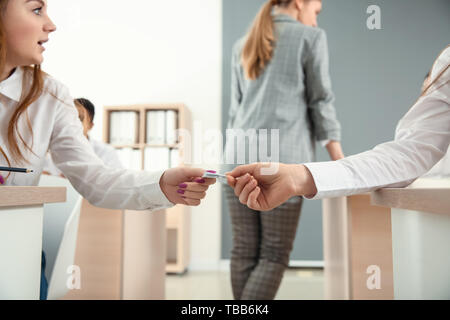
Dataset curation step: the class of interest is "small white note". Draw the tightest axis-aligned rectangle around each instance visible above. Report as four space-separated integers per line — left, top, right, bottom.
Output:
202 172 228 184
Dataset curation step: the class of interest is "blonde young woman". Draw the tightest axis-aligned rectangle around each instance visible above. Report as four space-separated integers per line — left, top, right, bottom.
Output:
224 0 343 300
0 0 215 299
227 46 450 211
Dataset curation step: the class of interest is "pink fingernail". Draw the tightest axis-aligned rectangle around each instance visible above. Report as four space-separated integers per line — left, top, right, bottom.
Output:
179 183 188 189
207 170 216 173
0 175 4 185
195 179 206 183
177 189 185 194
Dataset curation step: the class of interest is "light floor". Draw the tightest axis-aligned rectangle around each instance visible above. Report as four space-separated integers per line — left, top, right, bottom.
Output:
166 268 324 300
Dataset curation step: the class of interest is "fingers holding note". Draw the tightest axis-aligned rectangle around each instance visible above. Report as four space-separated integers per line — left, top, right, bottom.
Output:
160 167 216 206
225 163 306 211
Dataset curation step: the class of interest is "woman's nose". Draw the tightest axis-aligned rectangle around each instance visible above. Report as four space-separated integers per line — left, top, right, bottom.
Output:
44 16 57 33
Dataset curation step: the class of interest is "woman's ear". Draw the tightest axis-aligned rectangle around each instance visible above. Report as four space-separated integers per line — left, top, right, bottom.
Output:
293 0 305 22
294 0 305 12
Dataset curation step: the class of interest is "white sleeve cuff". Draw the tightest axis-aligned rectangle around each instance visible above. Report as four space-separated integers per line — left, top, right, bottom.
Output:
318 139 330 148
303 161 355 200
142 170 175 211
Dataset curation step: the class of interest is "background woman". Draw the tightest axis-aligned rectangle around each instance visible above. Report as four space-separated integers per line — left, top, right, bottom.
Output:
224 0 344 300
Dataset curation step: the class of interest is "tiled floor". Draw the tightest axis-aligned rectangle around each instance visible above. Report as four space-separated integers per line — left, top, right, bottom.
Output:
166 268 324 300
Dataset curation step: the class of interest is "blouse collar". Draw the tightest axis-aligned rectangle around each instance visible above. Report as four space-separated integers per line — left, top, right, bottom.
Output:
0 67 24 102
272 13 298 24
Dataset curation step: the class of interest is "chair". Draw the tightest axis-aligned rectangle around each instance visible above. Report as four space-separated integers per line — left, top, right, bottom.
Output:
39 175 82 300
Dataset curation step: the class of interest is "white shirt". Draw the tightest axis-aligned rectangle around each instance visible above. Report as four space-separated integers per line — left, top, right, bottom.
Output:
90 139 124 169
43 138 124 176
304 46 450 199
422 146 450 178
0 67 173 211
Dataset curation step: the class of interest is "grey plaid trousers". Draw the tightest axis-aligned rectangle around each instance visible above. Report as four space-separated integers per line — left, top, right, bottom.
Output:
225 187 303 300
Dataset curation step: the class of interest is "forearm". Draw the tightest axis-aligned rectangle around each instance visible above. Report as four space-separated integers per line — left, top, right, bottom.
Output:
302 134 449 200
326 140 344 160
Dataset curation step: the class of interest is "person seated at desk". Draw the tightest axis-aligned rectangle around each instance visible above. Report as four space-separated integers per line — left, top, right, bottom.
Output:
43 98 124 176
75 97 124 168
226 46 449 210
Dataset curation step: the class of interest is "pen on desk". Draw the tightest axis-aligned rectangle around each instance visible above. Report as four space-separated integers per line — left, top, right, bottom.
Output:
0 166 34 173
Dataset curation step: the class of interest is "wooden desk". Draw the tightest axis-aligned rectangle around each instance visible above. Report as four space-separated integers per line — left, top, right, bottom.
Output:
0 187 66 300
372 178 450 299
323 178 450 300
62 199 166 300
323 194 393 300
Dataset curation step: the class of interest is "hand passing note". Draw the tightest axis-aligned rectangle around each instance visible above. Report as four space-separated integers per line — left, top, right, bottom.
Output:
226 163 317 211
159 167 216 206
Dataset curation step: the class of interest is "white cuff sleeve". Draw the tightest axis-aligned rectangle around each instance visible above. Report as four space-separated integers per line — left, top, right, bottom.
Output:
303 161 355 200
319 139 331 148
141 170 175 211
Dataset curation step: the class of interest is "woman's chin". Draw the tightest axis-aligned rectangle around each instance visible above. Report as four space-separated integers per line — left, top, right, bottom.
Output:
31 55 44 66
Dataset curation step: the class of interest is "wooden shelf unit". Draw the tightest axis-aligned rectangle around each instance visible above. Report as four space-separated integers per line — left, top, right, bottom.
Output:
103 103 192 274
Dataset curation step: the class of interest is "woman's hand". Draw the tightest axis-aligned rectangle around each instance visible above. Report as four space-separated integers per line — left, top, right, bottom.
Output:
159 167 216 206
226 163 317 211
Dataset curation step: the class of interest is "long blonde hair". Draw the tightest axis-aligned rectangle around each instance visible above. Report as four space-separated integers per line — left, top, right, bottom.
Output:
0 0 45 168
241 0 293 80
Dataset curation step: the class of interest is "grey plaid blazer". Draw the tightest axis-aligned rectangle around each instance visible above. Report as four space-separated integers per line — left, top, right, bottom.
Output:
224 14 341 169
